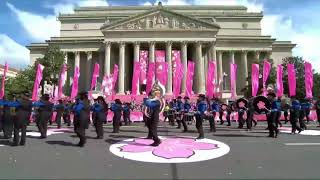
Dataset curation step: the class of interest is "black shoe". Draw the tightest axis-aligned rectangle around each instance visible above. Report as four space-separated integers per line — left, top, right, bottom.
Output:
20 142 25 146
196 136 204 140
298 129 302 134
176 126 181 129
226 124 231 126
150 141 161 147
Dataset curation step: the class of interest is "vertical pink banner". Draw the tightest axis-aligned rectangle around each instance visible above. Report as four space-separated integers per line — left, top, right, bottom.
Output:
32 64 44 102
185 61 195 97
276 64 283 97
155 50 166 82
89 63 100 99
156 62 169 87
102 75 113 96
230 63 237 100
262 60 271 96
206 61 216 98
139 50 148 85
251 64 260 97
131 61 142 96
57 64 67 100
70 66 80 100
287 63 296 97
173 61 184 97
305 62 313 98
172 50 181 75
112 64 119 92
0 63 8 100
146 62 155 95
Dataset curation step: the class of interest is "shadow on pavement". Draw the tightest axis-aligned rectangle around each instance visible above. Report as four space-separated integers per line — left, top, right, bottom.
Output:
105 138 122 144
213 133 267 138
46 140 76 147
109 134 137 139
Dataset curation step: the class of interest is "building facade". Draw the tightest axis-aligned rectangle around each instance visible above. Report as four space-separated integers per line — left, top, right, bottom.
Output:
0 64 19 78
27 3 296 96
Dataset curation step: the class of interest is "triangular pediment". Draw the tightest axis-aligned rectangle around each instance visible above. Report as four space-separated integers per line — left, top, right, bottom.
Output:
101 7 220 31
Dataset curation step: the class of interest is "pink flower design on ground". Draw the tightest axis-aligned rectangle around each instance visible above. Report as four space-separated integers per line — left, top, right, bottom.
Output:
120 137 219 159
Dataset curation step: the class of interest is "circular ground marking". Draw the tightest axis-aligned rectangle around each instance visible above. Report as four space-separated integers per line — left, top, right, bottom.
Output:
109 136 230 163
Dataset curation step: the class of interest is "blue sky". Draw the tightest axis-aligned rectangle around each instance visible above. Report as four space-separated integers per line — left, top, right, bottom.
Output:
1 0 320 69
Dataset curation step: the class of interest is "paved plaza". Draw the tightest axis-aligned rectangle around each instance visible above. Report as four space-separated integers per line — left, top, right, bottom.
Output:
0 121 319 179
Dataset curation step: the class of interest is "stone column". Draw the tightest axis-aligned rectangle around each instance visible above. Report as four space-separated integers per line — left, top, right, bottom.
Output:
254 51 261 62
241 50 249 86
266 51 272 59
86 51 93 90
181 41 188 93
217 51 223 90
74 51 80 69
229 51 235 64
149 41 155 63
210 42 217 87
134 42 140 93
196 41 205 94
64 52 70 86
118 42 125 94
166 41 173 94
105 41 111 75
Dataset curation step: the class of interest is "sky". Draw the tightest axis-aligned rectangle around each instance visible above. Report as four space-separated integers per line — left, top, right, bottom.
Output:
0 0 320 69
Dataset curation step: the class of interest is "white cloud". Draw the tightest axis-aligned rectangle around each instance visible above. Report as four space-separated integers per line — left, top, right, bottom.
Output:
0 34 29 69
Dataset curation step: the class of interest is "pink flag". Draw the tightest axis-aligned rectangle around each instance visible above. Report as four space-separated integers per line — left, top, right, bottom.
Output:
89 63 100 99
230 63 237 100
185 61 195 97
146 62 155 95
305 61 313 98
112 64 119 92
251 64 260 97
276 64 283 97
262 60 271 96
70 66 80 100
173 61 184 97
102 75 113 96
206 61 216 98
139 50 148 85
32 64 44 101
131 61 142 96
57 64 67 100
0 63 8 99
156 62 169 87
172 50 181 75
287 63 296 97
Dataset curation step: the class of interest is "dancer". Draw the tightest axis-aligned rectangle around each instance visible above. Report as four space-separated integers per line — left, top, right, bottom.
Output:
63 101 72 126
34 94 53 139
267 93 280 138
282 100 290 124
208 98 219 132
299 100 308 130
73 92 90 147
111 99 122 133
181 96 191 132
54 100 65 129
290 97 302 134
123 102 132 126
92 96 107 139
195 94 207 139
2 97 13 139
175 96 184 129
143 81 165 146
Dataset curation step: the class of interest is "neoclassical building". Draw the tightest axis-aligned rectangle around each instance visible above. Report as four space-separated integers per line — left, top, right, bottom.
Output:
27 3 296 96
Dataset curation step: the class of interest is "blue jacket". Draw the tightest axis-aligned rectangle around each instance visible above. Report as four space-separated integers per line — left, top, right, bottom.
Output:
144 99 160 110
91 103 104 113
271 100 281 112
211 102 220 112
183 103 192 112
291 100 301 110
196 101 207 115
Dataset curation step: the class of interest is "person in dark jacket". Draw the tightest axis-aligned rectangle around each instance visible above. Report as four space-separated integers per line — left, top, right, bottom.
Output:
111 99 122 133
73 92 90 147
1 97 13 139
315 99 320 127
91 96 107 139
63 101 72 126
9 92 32 146
54 100 65 129
290 98 303 134
195 94 207 139
267 93 280 138
208 98 219 132
34 94 53 139
123 102 132 125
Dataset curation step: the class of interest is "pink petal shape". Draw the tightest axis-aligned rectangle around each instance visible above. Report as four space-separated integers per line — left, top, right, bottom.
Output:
134 138 154 145
120 144 154 153
192 142 219 150
152 146 195 159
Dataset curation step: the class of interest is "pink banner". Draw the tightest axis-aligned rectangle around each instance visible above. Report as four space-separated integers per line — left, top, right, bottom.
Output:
262 60 271 96
276 64 283 97
155 50 165 63
57 64 67 100
185 61 195 97
251 64 259 97
146 62 155 95
305 61 313 98
173 61 184 97
0 63 8 99
155 50 166 83
112 64 119 94
70 66 80 100
206 61 216 98
102 75 113 96
89 63 100 99
156 62 169 87
287 64 296 97
172 50 181 75
139 50 148 85
230 63 237 100
131 61 142 96
32 64 44 101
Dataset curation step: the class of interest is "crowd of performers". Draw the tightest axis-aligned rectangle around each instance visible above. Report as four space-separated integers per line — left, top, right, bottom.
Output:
1 83 320 147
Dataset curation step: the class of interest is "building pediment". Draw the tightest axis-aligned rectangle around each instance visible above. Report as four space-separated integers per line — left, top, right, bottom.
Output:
101 7 220 32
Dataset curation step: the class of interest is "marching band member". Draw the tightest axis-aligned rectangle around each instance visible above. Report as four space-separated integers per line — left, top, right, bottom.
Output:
267 93 280 138
167 100 175 126
63 101 72 127
73 92 90 147
123 102 132 126
282 100 291 124
143 81 165 146
175 96 184 129
181 96 191 132
195 94 207 139
54 100 65 129
246 97 255 130
91 96 107 139
209 98 219 132
290 98 303 134
315 99 320 127
110 99 123 133
33 94 54 139
237 103 246 129
1 97 13 139
300 99 311 129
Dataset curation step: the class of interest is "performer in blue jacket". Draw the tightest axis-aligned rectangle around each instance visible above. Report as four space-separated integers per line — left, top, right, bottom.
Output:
111 99 122 133
91 96 107 139
175 96 184 129
181 96 191 132
290 98 303 134
195 94 207 139
208 98 219 132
